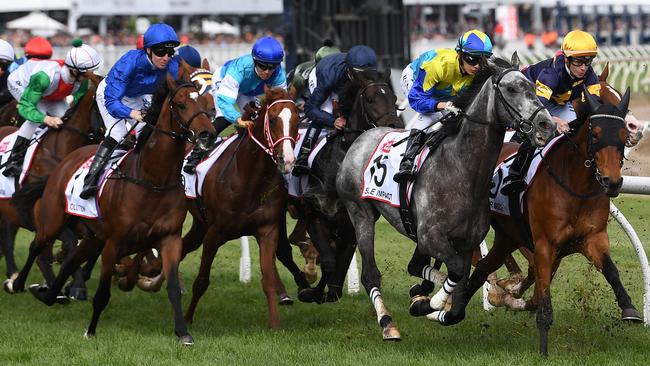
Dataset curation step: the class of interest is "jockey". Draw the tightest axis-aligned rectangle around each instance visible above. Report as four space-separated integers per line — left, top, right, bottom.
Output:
176 45 202 68
9 36 53 73
289 40 341 106
79 23 181 199
3 39 102 178
183 36 286 174
500 29 600 195
394 29 493 183
291 44 378 176
0 39 16 107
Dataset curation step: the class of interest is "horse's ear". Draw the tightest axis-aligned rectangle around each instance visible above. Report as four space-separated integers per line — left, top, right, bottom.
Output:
382 67 391 82
617 87 631 114
202 58 211 71
599 62 609 81
510 52 520 69
583 84 601 112
288 84 298 101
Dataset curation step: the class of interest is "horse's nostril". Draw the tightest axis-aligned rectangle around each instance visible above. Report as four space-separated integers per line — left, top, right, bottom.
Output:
539 121 549 130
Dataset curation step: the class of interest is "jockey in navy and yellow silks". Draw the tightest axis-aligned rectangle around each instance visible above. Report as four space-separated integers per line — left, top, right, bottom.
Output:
501 30 600 196
394 30 493 183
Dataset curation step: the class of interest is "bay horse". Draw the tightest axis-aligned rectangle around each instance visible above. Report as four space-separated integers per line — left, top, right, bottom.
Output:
0 100 19 127
293 67 403 305
180 86 305 329
459 89 633 355
3 69 216 345
336 54 556 340
0 72 104 299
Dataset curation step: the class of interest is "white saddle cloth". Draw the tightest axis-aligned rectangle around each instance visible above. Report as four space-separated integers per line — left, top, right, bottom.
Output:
0 127 48 198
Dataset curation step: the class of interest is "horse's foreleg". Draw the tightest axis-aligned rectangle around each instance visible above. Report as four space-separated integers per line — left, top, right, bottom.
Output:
1 220 19 278
583 232 642 322
160 234 193 346
533 240 556 356
181 217 206 260
427 249 472 325
184 228 222 324
296 218 333 303
256 224 282 329
326 226 358 302
85 240 119 338
275 215 310 300
4 238 50 294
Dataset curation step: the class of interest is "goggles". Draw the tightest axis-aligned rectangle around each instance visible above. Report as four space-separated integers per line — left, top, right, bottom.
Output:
461 53 481 66
151 47 175 58
255 61 279 71
568 56 594 67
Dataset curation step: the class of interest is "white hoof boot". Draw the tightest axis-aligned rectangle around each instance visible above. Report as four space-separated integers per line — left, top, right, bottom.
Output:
426 310 446 324
3 278 15 293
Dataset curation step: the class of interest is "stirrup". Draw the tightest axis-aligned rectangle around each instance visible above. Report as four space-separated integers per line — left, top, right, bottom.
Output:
393 165 415 183
500 178 528 196
292 162 310 177
79 185 99 200
2 163 21 178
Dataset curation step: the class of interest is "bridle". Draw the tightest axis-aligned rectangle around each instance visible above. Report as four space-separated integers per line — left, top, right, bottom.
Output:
353 81 398 131
247 99 297 161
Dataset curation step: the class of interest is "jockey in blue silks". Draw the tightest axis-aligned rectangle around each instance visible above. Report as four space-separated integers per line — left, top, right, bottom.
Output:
183 36 286 174
79 23 181 199
291 45 377 176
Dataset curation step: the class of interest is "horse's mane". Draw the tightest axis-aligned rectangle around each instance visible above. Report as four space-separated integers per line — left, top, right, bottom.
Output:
134 77 170 152
337 69 388 119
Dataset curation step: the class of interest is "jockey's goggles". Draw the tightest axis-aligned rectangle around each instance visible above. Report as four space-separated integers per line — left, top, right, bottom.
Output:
0 59 10 71
254 61 279 71
568 56 594 67
151 46 175 58
461 53 481 66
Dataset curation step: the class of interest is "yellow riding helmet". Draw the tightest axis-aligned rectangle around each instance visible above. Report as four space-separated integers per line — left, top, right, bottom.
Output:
562 30 598 57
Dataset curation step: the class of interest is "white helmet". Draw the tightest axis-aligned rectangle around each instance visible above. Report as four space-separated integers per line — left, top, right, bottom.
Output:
64 39 103 72
0 39 15 62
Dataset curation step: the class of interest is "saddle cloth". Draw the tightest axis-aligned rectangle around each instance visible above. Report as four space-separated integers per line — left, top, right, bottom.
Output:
182 135 236 199
490 134 565 216
64 149 129 219
284 127 330 198
360 130 430 207
0 127 48 199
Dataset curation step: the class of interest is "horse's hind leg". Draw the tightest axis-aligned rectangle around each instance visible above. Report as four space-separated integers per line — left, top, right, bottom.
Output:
181 216 206 260
275 216 310 305
0 220 19 279
583 232 642 322
256 224 283 329
184 227 223 324
326 225 358 302
297 218 333 303
159 234 193 345
85 240 120 338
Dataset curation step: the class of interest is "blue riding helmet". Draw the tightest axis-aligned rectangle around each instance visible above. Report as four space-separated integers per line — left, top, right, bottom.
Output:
455 30 493 56
252 37 284 65
177 45 202 68
345 45 377 69
143 23 180 49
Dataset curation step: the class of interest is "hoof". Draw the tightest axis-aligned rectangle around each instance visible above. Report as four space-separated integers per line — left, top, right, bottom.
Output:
409 295 433 317
496 275 524 298
279 294 294 306
622 308 643 323
3 278 18 294
56 293 71 305
29 284 57 306
297 288 324 304
83 330 95 339
409 283 434 298
382 323 401 341
178 335 194 346
326 286 342 303
66 286 88 301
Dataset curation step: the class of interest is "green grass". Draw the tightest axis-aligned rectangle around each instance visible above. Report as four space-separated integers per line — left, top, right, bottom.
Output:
1 196 650 365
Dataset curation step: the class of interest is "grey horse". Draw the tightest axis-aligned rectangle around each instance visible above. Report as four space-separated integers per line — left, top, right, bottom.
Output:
335 54 556 340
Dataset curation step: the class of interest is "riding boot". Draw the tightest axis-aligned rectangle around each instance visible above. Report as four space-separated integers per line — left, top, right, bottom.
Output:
292 125 321 176
79 137 118 199
500 141 534 196
2 136 30 178
394 129 425 183
184 117 231 174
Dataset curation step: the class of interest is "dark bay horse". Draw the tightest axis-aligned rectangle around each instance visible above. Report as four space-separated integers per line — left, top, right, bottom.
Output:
0 100 19 127
180 86 305 329
336 54 556 340
0 73 104 298
461 90 633 355
4 69 216 345
294 68 402 305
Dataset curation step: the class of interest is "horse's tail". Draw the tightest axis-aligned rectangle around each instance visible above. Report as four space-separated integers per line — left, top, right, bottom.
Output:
11 176 48 230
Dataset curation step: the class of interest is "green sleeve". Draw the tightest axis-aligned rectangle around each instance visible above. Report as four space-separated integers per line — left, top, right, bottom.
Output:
18 71 50 123
72 79 89 105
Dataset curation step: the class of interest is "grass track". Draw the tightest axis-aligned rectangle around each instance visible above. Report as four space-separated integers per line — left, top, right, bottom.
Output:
0 195 649 365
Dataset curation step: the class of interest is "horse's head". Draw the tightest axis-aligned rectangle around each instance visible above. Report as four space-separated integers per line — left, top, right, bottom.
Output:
582 87 630 197
592 63 645 147
188 59 217 120
252 85 300 173
487 53 555 147
165 64 217 151
342 68 402 130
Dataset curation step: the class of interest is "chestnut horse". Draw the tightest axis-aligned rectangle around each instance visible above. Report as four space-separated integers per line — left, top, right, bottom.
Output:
0 73 103 298
3 70 216 345
460 89 633 355
180 86 305 329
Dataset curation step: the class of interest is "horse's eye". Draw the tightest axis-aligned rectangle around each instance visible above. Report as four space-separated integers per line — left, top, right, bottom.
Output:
177 103 186 110
507 86 517 93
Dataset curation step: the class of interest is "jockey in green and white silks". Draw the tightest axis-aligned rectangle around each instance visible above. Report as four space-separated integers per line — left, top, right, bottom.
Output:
0 39 16 108
393 29 493 183
3 39 102 178
183 36 287 174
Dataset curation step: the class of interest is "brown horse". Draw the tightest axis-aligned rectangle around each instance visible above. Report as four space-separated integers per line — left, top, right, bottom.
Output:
0 72 103 298
180 86 305 329
3 68 216 345
460 89 633 355
0 100 19 127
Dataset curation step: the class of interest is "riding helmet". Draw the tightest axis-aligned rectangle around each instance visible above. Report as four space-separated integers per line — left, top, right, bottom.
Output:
0 39 15 62
345 45 377 70
455 30 493 56
562 30 598 57
143 23 180 49
24 36 53 59
64 39 103 72
252 37 284 65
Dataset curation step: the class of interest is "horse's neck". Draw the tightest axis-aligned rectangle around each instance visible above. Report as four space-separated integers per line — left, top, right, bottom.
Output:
238 118 277 176
46 92 96 155
554 121 599 190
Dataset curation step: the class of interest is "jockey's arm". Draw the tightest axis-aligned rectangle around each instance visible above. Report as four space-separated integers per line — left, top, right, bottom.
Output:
304 82 336 127
583 70 601 98
408 68 440 114
71 79 89 105
216 71 244 124
104 58 137 120
533 68 559 108
17 71 49 123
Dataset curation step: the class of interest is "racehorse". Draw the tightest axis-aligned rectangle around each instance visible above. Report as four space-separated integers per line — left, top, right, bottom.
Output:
459 88 633 355
336 54 556 340
3 66 216 345
0 72 103 299
0 100 19 127
180 86 306 329
294 67 402 305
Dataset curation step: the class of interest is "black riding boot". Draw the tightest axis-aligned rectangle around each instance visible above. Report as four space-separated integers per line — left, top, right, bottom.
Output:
2 136 30 177
394 129 425 183
184 117 230 174
79 137 118 199
292 125 321 176
500 140 534 196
